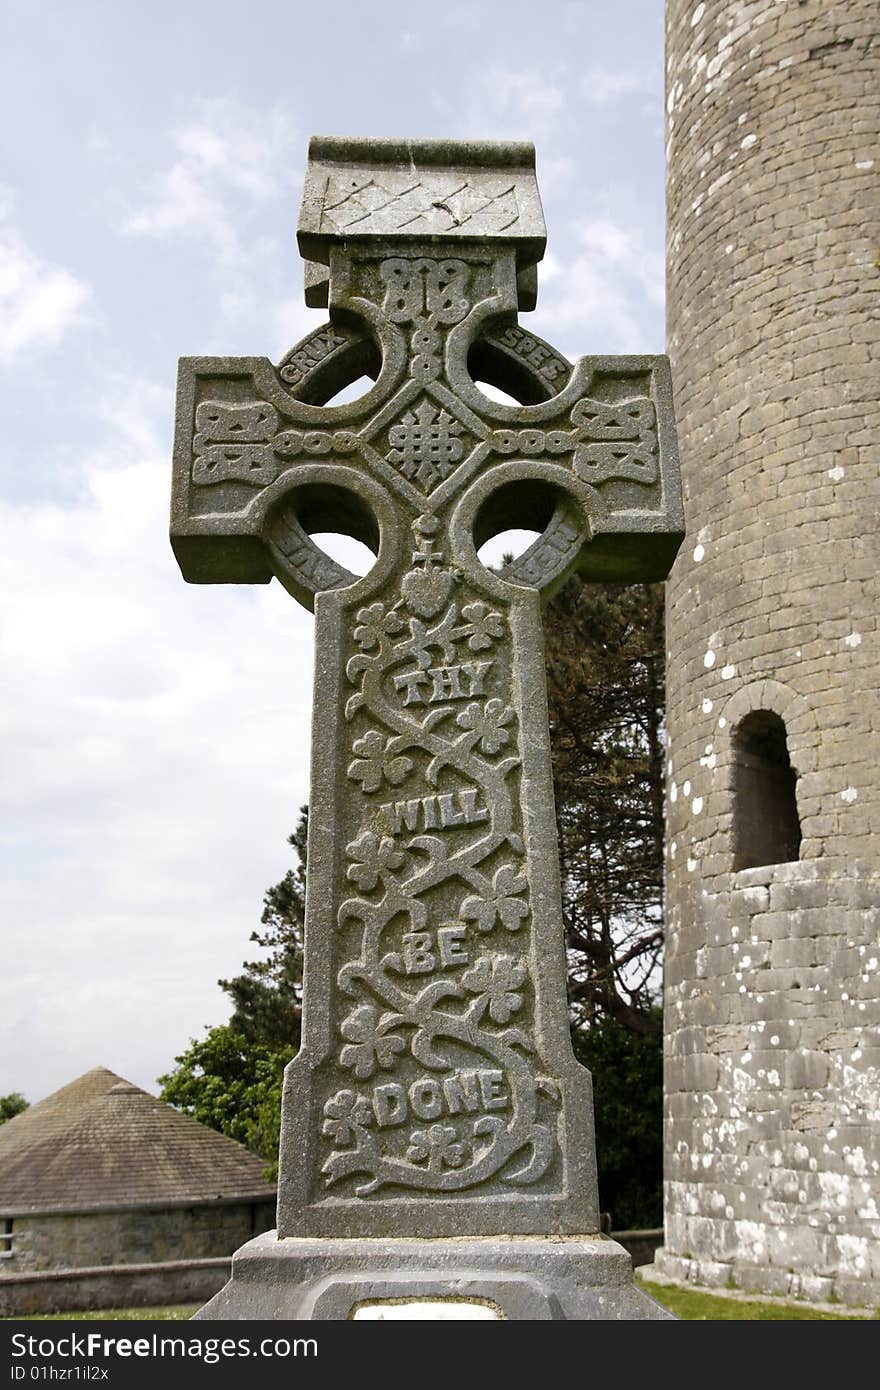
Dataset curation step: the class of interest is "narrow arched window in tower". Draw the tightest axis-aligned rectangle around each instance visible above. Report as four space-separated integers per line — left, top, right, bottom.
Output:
732 711 802 871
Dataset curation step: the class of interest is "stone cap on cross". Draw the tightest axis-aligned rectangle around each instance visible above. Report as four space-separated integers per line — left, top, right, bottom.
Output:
298 136 546 311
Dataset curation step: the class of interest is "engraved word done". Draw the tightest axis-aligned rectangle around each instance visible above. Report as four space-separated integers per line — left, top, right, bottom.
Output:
372 1069 509 1127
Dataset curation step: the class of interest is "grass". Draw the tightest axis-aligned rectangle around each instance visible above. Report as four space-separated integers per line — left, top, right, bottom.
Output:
5 1305 199 1321
7 1283 879 1321
635 1273 877 1320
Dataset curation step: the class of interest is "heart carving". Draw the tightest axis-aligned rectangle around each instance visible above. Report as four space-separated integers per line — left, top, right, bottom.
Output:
401 565 454 618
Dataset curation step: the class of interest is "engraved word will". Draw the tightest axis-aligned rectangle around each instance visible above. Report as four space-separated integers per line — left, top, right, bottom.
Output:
381 786 489 836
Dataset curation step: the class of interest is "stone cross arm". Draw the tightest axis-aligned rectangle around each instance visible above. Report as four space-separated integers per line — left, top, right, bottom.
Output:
171 348 681 603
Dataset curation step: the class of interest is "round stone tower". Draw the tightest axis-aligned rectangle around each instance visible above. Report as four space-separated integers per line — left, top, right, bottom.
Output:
658 1 879 1305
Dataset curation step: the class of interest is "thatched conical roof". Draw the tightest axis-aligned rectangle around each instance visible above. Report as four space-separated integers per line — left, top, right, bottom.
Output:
0 1067 276 1214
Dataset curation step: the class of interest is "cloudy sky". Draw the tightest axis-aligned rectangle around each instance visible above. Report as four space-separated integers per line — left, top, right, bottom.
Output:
1 0 665 1104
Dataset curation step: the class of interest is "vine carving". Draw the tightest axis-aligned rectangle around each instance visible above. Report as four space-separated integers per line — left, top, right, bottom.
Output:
321 515 560 1196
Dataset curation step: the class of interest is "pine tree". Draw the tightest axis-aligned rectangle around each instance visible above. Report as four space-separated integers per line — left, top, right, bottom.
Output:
544 578 666 1039
543 576 666 1225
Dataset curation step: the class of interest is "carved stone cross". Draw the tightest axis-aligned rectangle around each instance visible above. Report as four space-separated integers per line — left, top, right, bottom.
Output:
173 137 682 1320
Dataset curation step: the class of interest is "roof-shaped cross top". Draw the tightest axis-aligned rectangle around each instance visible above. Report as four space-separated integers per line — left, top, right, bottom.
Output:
171 137 683 1247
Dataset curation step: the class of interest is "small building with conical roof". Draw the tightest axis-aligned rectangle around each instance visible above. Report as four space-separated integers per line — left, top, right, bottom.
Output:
0 1066 276 1301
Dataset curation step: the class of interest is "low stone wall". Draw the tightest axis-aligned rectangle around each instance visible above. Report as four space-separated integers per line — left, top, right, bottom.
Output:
0 1257 230 1317
5 1201 276 1274
612 1229 663 1270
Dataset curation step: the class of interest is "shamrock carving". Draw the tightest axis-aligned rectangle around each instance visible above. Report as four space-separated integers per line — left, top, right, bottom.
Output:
456 698 515 754
347 730 413 793
322 1089 374 1145
339 1003 405 1079
461 864 529 934
461 954 526 1023
406 1123 467 1171
345 830 405 891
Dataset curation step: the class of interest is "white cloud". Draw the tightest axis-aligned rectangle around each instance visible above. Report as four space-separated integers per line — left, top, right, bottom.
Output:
538 250 564 283
535 153 577 198
272 294 327 364
1 375 318 1101
448 64 575 197
0 189 91 364
581 67 649 106
578 216 664 305
85 127 111 156
484 66 566 130
531 216 664 355
122 99 297 268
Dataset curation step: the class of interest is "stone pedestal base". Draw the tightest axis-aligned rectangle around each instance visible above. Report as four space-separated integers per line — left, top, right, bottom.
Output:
194 1231 674 1320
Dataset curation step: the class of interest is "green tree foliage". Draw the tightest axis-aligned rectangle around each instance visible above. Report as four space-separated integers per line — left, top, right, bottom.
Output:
158 1026 288 1173
0 1093 28 1125
217 811 307 1051
543 576 666 1227
573 1014 663 1229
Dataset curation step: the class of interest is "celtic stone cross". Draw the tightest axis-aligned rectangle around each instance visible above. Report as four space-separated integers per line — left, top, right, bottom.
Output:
173 137 682 1320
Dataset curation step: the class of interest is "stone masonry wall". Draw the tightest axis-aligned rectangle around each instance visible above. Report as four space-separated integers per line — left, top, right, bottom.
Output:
660 0 879 1305
0 1260 231 1317
3 1201 276 1275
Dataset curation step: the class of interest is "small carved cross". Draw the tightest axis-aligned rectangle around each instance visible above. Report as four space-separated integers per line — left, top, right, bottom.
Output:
171 137 683 1242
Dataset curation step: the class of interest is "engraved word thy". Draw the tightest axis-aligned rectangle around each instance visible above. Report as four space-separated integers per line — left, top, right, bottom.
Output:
393 661 492 705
